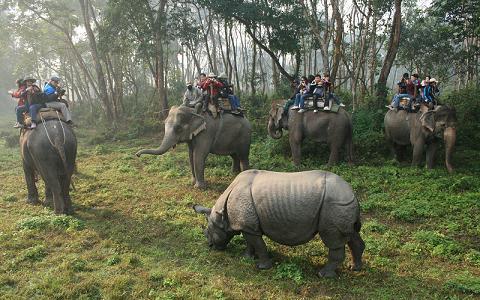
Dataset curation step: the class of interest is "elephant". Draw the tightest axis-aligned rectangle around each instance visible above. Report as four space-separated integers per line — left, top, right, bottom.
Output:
194 169 365 278
20 115 77 214
384 105 457 172
268 103 353 166
136 105 252 189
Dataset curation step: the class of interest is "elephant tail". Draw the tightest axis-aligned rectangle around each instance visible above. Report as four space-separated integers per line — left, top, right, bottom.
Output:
52 136 70 179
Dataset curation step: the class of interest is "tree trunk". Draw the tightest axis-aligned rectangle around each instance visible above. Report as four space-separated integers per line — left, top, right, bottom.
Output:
376 0 402 107
79 0 114 122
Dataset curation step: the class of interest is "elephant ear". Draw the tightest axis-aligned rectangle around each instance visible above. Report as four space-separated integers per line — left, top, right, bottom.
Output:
274 106 284 127
189 112 207 139
420 111 435 132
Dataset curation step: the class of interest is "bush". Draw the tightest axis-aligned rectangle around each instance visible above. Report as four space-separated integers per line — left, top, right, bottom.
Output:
442 85 480 149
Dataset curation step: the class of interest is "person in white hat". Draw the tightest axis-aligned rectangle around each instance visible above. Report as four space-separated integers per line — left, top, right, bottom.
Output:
183 81 203 107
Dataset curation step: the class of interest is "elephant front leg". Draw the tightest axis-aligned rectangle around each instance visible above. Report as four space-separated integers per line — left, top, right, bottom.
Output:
188 143 196 185
318 246 346 278
23 162 39 204
411 142 424 167
426 142 438 169
230 154 241 174
290 140 302 166
242 233 272 269
327 145 340 166
44 186 53 208
193 150 208 189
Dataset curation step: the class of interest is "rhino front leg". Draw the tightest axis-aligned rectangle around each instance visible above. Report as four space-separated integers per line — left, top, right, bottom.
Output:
318 246 345 278
243 240 256 259
347 232 365 271
243 232 272 269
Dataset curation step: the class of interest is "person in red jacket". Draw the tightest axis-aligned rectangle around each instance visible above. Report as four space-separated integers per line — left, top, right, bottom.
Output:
8 79 27 128
200 73 224 112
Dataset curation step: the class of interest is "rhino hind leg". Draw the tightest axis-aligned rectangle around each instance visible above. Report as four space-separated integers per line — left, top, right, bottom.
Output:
242 232 272 269
347 231 365 271
318 246 345 278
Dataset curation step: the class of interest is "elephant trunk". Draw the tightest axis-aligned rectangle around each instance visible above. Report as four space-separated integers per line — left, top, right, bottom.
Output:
444 127 456 173
268 118 283 139
136 129 177 157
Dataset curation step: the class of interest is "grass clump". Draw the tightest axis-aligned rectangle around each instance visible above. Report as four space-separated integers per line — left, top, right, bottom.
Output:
2 193 17 202
273 262 305 284
20 245 48 262
17 215 85 231
446 275 480 295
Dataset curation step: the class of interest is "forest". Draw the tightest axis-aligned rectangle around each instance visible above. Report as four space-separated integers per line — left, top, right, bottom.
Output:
0 0 479 299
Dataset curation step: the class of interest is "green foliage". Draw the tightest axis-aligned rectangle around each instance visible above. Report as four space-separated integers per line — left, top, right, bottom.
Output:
2 193 17 202
411 230 463 258
17 215 85 231
273 262 305 284
20 245 47 262
442 85 480 149
446 275 480 295
106 255 121 266
3 133 18 148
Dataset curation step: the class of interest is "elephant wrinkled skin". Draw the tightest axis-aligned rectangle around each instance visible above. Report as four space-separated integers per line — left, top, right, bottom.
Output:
194 169 365 278
136 105 251 189
20 120 77 214
268 104 353 166
384 105 457 172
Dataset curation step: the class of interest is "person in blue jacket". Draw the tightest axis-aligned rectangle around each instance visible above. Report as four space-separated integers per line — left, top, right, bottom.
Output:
43 76 73 124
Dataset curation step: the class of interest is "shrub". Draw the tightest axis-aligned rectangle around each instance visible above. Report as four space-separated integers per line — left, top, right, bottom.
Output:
273 262 305 284
442 85 480 149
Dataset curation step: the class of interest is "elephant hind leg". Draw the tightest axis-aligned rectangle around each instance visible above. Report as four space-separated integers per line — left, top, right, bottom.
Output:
23 162 39 204
347 231 365 271
231 154 241 174
43 174 65 214
60 175 74 215
240 157 249 171
327 145 340 166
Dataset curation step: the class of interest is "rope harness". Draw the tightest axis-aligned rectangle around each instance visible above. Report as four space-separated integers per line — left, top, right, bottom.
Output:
40 110 66 148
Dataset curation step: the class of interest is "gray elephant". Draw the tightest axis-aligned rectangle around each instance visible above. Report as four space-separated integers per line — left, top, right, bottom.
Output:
20 115 77 214
136 105 251 189
384 105 456 172
194 169 365 278
268 103 353 165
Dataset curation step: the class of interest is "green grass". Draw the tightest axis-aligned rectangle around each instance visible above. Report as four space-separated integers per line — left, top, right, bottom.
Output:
0 113 479 299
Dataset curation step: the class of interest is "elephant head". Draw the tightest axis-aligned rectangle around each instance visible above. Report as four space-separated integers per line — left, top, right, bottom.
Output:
193 204 234 250
267 103 286 139
420 105 457 172
136 105 206 157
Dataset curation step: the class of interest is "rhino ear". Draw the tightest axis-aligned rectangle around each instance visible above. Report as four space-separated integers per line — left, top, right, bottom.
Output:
215 209 230 230
193 205 211 216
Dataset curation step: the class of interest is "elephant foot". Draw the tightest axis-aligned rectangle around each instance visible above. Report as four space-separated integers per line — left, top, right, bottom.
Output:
243 250 256 260
256 259 272 270
65 207 74 215
26 197 40 205
318 267 337 278
350 262 363 272
194 182 207 190
44 198 53 208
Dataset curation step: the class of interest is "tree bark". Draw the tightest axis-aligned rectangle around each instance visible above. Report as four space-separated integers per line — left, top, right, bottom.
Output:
376 0 402 107
79 0 114 122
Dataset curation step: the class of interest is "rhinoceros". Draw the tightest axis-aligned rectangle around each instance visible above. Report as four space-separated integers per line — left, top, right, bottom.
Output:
193 169 365 278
